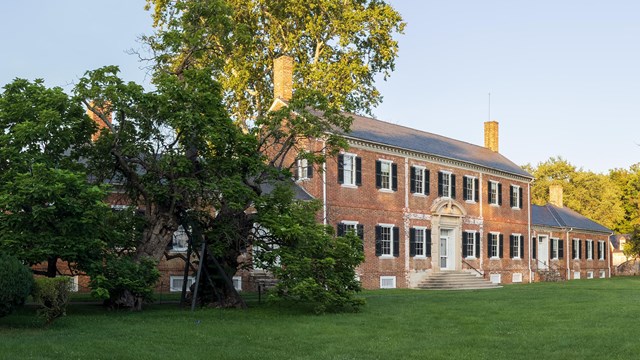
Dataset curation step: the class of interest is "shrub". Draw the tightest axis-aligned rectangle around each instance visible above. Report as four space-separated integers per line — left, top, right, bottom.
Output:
0 253 34 318
32 277 72 325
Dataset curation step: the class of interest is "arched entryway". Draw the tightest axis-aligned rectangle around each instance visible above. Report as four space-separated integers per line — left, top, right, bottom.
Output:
430 199 467 272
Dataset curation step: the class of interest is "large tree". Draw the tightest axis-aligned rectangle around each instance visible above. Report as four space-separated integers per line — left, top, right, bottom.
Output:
0 79 110 277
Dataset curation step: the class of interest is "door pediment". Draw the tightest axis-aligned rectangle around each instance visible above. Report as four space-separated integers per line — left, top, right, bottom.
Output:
431 198 467 217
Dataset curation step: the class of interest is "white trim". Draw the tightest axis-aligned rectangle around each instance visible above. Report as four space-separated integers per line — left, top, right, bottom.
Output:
489 181 500 206
377 159 394 191
489 273 501 284
413 226 429 258
512 273 523 283
489 232 501 259
170 276 195 292
573 271 581 280
232 276 242 291
341 152 358 186
510 184 521 209
599 270 606 278
378 223 395 258
463 175 477 203
587 271 594 279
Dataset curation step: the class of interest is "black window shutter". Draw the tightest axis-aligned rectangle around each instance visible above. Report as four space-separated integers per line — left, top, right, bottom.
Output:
597 242 601 260
474 178 479 202
520 236 524 258
307 164 313 178
337 155 344 184
532 237 537 259
426 229 432 257
375 226 382 256
392 163 398 191
410 167 416 193
499 234 504 258
357 224 364 252
604 242 608 259
375 160 381 188
462 232 468 257
487 233 492 258
498 183 503 206
510 186 515 208
572 241 576 259
337 223 346 237
425 169 431 195
519 187 523 209
579 240 583 259
463 177 469 201
438 172 444 196
393 227 400 257
410 228 416 257
487 181 491 203
559 240 564 259
355 157 362 186
475 232 480 258
509 235 515 258
450 174 456 199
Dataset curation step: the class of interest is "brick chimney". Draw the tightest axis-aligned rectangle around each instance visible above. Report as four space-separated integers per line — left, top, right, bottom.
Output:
87 101 112 141
549 184 563 208
484 121 499 152
273 55 293 101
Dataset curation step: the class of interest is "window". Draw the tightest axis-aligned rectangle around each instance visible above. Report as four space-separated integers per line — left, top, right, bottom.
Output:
376 160 397 191
572 239 582 260
587 271 594 279
438 171 456 198
463 176 479 202
410 227 432 257
551 238 564 259
463 231 479 258
296 158 313 180
337 221 364 251
338 153 361 186
512 273 523 283
376 224 399 257
70 276 79 292
488 233 503 259
232 276 242 291
171 225 189 252
170 276 195 292
510 234 524 259
573 271 581 280
598 241 606 260
380 276 397 289
599 270 606 278
510 185 523 209
490 274 501 284
586 240 594 260
410 166 430 195
488 181 502 206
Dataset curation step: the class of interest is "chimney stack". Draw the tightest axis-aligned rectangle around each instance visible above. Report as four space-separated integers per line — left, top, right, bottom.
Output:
273 55 293 101
549 184 563 208
484 121 499 152
87 101 112 141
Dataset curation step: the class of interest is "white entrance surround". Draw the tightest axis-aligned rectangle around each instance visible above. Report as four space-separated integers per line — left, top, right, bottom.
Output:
537 235 549 270
430 198 466 272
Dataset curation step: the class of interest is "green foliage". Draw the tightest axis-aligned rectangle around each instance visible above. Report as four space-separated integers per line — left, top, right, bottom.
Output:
0 253 33 318
622 226 640 260
255 186 365 314
32 277 71 325
87 256 160 308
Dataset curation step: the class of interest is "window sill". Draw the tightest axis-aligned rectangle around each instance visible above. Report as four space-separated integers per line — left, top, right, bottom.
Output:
378 188 394 193
414 255 427 259
511 207 521 210
465 200 477 204
412 193 428 197
489 203 500 207
490 257 501 260
341 184 358 189
379 255 395 259
169 249 188 254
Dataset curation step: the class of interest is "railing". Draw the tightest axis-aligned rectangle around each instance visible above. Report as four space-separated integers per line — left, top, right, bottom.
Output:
461 259 485 278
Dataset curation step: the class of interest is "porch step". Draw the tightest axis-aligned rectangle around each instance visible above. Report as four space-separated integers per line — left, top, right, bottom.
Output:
416 271 501 290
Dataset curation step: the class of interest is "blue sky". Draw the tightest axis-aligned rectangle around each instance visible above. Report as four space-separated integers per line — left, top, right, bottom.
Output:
1 1 639 173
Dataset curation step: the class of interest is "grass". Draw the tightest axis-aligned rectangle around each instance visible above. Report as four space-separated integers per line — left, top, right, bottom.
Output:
2 277 640 359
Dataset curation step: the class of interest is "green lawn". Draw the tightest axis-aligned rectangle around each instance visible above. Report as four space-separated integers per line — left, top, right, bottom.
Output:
2 277 640 360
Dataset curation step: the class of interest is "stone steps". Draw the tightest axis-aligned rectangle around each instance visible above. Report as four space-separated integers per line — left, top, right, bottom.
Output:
416 271 502 290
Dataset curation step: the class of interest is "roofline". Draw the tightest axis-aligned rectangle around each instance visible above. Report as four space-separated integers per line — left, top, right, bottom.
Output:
341 135 534 182
532 224 614 236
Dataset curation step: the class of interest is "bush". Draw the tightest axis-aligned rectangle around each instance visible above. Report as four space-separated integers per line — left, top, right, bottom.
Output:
32 277 72 325
0 253 34 318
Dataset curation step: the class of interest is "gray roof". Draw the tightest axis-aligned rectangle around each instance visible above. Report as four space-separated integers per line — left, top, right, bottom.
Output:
532 204 611 234
259 180 314 201
344 114 532 178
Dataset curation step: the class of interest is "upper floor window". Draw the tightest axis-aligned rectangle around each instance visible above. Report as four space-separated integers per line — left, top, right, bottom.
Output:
551 238 564 260
463 176 479 202
488 232 503 259
438 171 456 198
171 225 189 252
463 231 479 258
375 224 399 257
488 181 502 206
376 160 397 191
296 158 313 180
510 234 524 259
586 240 594 260
510 185 523 209
410 166 430 195
410 227 432 257
597 240 606 260
338 153 361 187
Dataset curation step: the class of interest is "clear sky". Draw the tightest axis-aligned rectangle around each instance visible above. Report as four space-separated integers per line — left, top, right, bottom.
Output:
2 1 639 173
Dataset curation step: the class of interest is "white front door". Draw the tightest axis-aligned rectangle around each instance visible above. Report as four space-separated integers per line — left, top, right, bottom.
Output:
538 235 549 270
440 229 453 270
